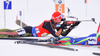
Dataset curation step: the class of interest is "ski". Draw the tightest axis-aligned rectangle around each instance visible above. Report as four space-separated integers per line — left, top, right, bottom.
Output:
29 43 78 51
0 37 54 44
93 52 100 55
16 19 27 27
0 38 39 41
0 37 55 43
14 40 78 51
14 39 51 44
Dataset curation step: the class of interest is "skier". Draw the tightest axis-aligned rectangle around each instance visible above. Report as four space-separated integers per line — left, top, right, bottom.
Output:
0 12 80 38
0 12 99 45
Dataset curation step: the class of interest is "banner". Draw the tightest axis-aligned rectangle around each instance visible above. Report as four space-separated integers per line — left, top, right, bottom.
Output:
4 1 12 10
55 0 65 18
55 0 65 13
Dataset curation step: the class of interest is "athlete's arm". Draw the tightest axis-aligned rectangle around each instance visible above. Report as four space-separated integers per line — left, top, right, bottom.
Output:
43 22 62 37
60 21 81 36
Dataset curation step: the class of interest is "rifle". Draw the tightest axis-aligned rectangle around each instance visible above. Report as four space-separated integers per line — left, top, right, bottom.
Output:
62 16 96 26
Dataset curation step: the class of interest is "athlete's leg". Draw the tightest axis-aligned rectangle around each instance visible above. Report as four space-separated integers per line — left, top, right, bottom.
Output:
0 26 33 38
0 29 18 38
22 26 33 37
0 32 18 35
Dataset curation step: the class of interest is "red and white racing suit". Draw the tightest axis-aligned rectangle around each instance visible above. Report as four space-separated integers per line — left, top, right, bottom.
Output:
34 20 58 37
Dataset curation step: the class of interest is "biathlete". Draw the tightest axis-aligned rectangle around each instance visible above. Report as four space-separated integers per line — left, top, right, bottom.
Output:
0 12 80 38
0 12 99 45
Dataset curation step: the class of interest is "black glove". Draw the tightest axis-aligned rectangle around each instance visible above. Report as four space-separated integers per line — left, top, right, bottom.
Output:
61 22 68 29
71 21 80 27
61 18 66 21
69 21 80 30
74 21 80 26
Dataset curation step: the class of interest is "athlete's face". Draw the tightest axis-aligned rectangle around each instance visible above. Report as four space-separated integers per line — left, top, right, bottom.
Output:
56 22 61 24
52 18 61 25
55 19 61 24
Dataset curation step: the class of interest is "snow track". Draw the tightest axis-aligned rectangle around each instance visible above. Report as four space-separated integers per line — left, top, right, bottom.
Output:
0 40 99 56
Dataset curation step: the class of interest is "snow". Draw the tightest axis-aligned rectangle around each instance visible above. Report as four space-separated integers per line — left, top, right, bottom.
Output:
0 40 99 56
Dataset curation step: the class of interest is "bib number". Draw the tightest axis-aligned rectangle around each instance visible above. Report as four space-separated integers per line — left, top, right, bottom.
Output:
56 4 65 13
35 28 40 33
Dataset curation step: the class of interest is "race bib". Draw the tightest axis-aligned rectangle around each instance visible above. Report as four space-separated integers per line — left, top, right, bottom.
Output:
87 37 97 44
16 28 26 35
35 28 40 33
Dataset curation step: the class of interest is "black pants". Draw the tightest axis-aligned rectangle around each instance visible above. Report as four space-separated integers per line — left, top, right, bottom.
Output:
23 26 33 34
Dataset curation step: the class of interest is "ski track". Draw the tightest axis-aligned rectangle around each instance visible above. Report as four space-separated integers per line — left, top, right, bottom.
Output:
0 40 99 56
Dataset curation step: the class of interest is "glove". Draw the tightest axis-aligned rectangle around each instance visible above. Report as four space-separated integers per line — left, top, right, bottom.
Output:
61 18 66 21
71 21 80 27
69 21 80 30
61 22 68 29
